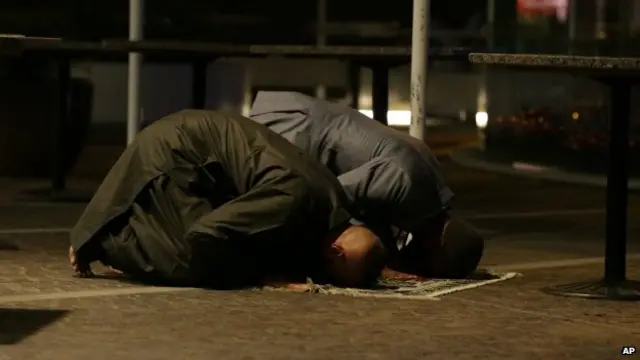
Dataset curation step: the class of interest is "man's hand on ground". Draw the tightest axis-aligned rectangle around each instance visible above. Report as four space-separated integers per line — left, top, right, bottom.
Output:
107 266 124 275
68 246 95 278
381 267 425 280
263 280 312 292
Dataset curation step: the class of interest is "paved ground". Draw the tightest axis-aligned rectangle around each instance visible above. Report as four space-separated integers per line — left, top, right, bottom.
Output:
1 160 639 359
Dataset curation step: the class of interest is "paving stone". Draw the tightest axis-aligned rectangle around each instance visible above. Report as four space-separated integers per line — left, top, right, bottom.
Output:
0 161 638 359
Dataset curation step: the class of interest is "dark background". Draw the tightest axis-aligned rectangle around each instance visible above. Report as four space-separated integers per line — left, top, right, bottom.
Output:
0 1 486 43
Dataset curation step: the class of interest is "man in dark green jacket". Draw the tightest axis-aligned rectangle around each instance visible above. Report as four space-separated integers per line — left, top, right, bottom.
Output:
68 110 386 289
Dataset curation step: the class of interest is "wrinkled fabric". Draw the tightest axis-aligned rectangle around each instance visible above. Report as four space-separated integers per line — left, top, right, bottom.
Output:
70 110 352 286
250 91 454 235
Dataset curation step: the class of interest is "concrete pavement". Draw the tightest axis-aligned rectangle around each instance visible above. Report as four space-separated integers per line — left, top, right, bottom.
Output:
451 148 640 190
1 160 639 359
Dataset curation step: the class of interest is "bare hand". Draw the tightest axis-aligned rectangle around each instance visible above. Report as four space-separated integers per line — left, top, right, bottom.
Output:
107 266 124 275
264 281 312 292
68 246 95 278
382 267 425 280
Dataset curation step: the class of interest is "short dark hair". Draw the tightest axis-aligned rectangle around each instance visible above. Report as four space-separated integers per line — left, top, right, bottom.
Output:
434 218 484 279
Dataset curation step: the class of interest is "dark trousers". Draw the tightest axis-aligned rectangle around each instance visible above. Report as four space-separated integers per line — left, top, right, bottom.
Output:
100 174 261 288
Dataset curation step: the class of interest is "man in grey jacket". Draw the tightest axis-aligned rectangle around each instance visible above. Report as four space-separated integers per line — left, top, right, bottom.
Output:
250 91 483 279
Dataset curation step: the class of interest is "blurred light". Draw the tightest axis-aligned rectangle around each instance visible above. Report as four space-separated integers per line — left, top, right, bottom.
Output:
475 111 489 129
571 112 579 120
517 0 568 21
358 109 411 126
512 162 549 172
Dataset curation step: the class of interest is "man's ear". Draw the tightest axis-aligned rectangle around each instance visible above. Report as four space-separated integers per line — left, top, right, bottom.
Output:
329 243 344 258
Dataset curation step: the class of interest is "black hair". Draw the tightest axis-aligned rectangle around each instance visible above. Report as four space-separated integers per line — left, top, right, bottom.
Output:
435 218 485 279
357 239 388 287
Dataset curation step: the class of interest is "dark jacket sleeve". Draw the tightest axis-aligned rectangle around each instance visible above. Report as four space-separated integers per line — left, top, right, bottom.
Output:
337 157 409 218
187 169 309 242
184 159 319 285
178 112 351 285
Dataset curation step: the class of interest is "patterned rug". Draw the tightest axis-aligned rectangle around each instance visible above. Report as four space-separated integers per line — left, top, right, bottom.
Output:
259 270 520 300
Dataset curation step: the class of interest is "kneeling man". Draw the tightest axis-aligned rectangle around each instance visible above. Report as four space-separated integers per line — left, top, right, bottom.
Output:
69 110 386 289
251 92 484 279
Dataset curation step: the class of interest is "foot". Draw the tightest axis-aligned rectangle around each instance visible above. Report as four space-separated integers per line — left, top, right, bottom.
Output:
68 246 95 278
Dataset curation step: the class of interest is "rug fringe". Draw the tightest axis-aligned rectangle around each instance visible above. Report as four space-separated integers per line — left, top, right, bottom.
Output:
257 272 521 300
428 272 520 298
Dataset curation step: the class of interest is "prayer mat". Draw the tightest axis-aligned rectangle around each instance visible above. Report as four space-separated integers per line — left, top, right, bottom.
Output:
258 269 520 300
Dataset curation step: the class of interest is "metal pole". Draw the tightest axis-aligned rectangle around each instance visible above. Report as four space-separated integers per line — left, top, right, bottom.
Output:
315 0 327 99
487 0 495 44
595 0 606 40
568 0 576 53
242 66 253 117
127 0 144 144
604 80 631 283
474 0 494 145
409 0 429 140
348 62 361 110
372 65 389 125
52 58 71 193
477 0 494 126
191 60 207 109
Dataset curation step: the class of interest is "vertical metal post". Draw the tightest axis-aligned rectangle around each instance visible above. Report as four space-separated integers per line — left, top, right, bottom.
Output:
568 0 576 53
192 60 208 109
316 0 327 99
477 0 494 133
242 65 253 117
372 65 389 125
409 0 429 140
595 0 606 40
127 0 144 144
604 80 631 283
348 62 361 110
487 0 495 48
52 57 71 193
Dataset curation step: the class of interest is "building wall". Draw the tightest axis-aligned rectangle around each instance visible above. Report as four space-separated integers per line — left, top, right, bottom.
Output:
72 58 482 126
72 58 347 124
383 65 481 116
